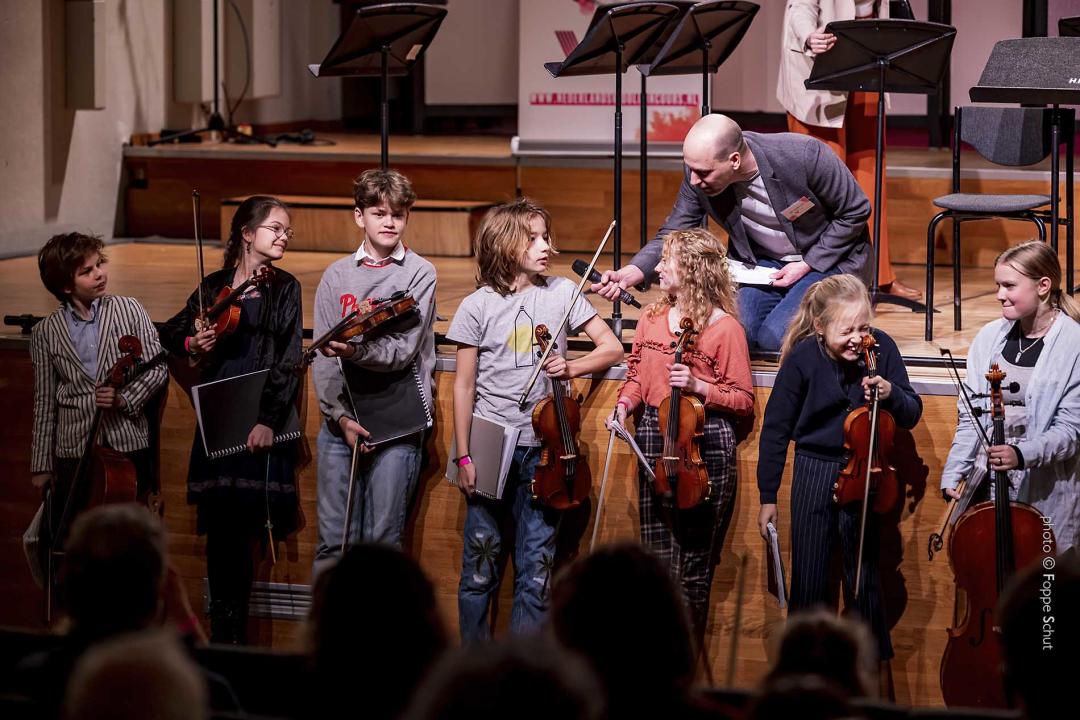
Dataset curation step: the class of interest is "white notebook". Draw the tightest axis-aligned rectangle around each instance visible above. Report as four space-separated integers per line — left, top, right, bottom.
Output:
766 521 788 609
446 414 521 500
726 258 777 286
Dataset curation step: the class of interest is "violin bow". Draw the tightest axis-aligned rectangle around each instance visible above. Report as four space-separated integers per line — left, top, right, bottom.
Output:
853 337 882 601
927 348 995 560
589 406 619 552
517 221 616 410
192 190 206 319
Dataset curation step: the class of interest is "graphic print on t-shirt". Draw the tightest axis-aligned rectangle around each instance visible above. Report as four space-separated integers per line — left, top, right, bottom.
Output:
511 305 536 368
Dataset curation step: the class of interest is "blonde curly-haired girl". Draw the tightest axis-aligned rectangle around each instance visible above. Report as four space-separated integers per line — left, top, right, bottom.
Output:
612 227 754 645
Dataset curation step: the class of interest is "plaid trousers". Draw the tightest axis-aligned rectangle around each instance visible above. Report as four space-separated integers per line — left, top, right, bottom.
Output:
636 405 738 640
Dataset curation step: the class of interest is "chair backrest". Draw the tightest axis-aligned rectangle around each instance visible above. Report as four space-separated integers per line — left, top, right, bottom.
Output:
957 106 1053 167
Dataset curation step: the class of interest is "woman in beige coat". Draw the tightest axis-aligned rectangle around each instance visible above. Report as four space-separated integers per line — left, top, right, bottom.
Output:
777 0 921 301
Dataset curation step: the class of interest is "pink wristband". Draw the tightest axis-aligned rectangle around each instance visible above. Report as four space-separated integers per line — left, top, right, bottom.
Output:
456 455 472 468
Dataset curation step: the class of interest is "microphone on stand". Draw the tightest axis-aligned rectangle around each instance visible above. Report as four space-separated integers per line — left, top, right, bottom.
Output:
572 259 642 309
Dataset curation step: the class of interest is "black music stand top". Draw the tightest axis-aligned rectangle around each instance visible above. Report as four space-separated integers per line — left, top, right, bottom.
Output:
544 2 680 78
641 0 759 77
308 2 446 78
804 19 955 94
969 37 1080 105
585 1 698 66
1060 16 1080 37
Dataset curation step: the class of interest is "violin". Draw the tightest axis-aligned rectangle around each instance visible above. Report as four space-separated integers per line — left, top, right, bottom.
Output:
835 333 901 601
835 334 900 513
530 324 591 510
46 335 168 621
939 364 1051 708
295 291 418 372
655 317 710 510
195 265 275 338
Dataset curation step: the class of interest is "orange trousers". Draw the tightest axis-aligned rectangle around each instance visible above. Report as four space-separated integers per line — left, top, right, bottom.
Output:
786 91 894 286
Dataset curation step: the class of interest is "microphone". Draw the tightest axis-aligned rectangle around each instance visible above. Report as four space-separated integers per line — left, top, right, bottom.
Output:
572 259 641 309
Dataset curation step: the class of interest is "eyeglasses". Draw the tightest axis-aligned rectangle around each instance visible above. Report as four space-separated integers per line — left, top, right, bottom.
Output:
258 225 295 240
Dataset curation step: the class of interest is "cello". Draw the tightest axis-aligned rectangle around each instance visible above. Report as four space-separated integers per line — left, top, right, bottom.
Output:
45 334 168 621
834 333 900 599
530 324 591 510
654 317 710 510
939 364 1051 708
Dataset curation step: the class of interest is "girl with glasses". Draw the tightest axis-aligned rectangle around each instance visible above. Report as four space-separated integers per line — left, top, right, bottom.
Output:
159 195 304 643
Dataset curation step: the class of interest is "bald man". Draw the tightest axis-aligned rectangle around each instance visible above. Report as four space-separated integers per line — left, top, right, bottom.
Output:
594 114 871 352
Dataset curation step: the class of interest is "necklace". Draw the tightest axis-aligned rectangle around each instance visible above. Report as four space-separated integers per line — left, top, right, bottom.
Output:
1014 309 1058 361
1014 334 1043 363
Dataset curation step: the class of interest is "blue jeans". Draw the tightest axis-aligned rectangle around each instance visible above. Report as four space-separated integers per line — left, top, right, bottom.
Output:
737 258 840 352
314 424 421 572
458 446 560 642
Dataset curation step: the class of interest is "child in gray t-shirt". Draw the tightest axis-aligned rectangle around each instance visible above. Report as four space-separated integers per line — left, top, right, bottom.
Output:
447 278 595 446
446 198 623 642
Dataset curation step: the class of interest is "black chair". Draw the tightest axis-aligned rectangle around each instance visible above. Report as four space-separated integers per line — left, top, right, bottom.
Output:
924 106 1071 341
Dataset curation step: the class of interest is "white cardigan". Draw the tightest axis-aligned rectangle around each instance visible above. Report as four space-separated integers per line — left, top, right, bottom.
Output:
776 0 889 128
941 314 1080 552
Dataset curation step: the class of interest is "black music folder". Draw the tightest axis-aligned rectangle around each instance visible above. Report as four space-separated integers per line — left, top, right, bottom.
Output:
341 360 432 446
192 369 302 459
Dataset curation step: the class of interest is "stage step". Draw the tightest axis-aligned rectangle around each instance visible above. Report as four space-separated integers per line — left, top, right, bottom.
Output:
220 195 493 256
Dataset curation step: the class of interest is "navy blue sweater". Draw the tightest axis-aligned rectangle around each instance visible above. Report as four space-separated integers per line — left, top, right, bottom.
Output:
757 330 923 503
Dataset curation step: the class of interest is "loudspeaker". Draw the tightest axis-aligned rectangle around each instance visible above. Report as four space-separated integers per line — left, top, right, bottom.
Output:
173 0 219 104
65 0 106 110
225 0 282 100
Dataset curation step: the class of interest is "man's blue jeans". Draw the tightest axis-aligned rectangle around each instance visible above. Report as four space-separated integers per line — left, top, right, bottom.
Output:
457 446 560 642
314 424 421 572
737 258 840 352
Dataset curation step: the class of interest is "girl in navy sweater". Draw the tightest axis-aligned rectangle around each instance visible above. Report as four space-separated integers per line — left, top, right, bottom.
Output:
756 274 921 669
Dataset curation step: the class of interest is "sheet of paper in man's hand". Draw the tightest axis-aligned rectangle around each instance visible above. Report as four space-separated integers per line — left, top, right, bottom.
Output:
726 258 775 286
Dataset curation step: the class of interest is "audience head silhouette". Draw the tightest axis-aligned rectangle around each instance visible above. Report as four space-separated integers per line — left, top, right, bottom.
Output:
551 543 695 715
764 610 876 698
62 503 167 638
404 637 602 720
64 630 207 720
998 552 1079 720
307 543 447 720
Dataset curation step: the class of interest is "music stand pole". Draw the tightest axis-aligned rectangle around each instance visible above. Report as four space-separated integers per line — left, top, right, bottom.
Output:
871 59 886 302
613 44 624 340
641 72 648 251
381 45 390 171
701 40 711 116
149 0 277 147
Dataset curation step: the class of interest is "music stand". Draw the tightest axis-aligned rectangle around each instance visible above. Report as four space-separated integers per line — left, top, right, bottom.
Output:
310 3 447 170
640 0 759 247
545 2 680 338
806 19 955 312
595 0 697 254
969 37 1080 294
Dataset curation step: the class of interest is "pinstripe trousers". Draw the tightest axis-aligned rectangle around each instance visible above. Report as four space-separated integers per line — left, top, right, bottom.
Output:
789 453 893 661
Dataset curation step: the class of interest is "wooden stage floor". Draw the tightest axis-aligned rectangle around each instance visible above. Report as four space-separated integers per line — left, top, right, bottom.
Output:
0 241 1002 362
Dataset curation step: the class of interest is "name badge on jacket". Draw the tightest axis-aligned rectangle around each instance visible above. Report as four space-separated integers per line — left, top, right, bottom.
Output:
781 196 815 221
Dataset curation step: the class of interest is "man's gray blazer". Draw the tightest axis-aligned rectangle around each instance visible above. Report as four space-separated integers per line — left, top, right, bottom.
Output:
630 131 872 285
